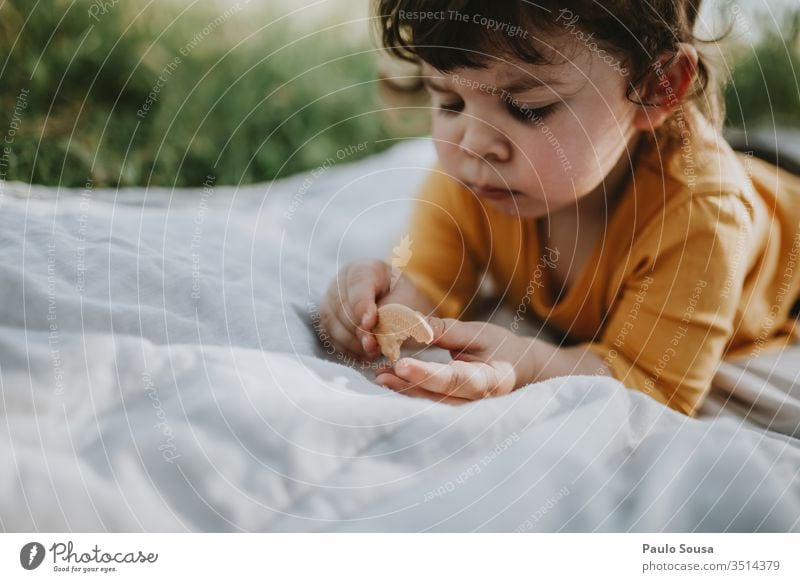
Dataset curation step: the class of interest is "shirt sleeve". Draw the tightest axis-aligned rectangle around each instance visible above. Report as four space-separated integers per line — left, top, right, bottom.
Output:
579 193 752 417
397 169 488 319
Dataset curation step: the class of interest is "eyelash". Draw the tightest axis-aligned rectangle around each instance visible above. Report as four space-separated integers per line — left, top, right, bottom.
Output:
438 100 464 115
437 99 558 123
506 101 558 123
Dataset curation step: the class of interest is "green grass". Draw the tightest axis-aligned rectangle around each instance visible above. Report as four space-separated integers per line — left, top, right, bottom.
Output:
0 0 393 187
724 10 800 128
0 0 798 188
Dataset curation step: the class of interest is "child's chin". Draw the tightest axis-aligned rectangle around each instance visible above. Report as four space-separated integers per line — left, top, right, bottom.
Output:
487 197 539 218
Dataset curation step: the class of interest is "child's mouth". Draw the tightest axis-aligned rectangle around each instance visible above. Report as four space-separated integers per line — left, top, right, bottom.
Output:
469 183 520 201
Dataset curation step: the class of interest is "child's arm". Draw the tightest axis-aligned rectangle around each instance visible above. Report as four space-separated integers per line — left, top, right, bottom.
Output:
522 339 612 379
377 194 752 417
374 316 614 401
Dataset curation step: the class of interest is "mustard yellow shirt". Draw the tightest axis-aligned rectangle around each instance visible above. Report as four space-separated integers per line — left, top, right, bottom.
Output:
398 112 800 417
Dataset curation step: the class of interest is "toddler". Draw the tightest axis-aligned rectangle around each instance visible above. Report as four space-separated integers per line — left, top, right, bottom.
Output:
320 0 800 416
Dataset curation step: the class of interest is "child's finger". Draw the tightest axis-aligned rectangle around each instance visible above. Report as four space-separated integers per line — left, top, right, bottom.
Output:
361 332 379 356
426 316 487 351
374 361 394 374
328 293 371 349
375 373 471 405
347 262 389 330
360 301 378 331
323 311 364 356
392 358 491 399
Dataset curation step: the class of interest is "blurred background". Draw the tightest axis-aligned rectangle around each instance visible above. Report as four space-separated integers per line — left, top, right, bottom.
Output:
0 0 798 188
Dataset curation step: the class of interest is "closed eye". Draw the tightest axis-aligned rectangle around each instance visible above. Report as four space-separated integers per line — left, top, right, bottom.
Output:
438 100 464 115
506 101 558 123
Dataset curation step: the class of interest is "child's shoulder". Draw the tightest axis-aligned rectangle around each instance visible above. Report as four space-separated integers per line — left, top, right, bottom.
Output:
640 108 748 195
631 108 757 226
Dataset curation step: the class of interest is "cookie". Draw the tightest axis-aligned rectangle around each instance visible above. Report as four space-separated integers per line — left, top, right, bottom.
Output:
373 303 434 363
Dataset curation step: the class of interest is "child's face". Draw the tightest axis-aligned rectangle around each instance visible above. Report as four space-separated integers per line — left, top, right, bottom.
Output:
422 36 641 218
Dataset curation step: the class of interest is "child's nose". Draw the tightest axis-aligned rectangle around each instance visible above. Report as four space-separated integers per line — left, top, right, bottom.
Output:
458 119 511 162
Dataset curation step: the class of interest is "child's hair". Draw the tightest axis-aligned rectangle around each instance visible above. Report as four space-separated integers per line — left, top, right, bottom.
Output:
374 0 726 132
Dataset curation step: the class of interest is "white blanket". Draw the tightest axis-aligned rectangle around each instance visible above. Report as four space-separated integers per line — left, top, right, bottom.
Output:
1 140 798 532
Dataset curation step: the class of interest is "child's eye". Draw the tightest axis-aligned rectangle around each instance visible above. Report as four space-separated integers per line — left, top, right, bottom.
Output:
438 100 464 115
506 101 558 124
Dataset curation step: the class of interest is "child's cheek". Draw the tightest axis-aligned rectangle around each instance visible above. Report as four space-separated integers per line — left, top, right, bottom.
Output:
432 124 462 168
431 117 459 143
520 123 579 173
573 113 636 182
538 115 608 184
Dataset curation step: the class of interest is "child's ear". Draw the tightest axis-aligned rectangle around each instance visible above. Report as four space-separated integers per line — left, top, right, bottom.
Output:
631 43 699 131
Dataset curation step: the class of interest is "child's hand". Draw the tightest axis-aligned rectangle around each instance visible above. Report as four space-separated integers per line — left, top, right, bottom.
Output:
319 259 391 361
374 317 535 403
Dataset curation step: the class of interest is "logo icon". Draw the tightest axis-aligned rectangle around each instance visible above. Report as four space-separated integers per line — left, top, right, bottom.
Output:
390 234 413 290
20 542 45 570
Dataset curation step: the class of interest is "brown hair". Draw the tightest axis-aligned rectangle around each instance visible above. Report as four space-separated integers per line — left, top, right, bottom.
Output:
374 0 726 130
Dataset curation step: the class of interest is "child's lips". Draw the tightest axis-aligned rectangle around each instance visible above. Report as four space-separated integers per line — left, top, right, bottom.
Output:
469 183 520 201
